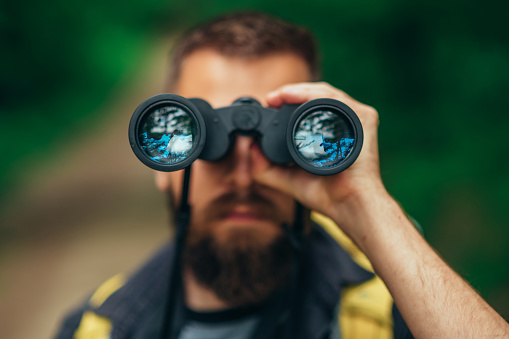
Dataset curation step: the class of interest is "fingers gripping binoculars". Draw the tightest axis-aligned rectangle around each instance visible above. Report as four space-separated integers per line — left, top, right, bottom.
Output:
129 94 363 175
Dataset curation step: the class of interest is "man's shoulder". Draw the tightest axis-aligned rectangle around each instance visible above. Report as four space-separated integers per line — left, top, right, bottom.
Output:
311 212 413 339
311 212 372 271
55 244 174 339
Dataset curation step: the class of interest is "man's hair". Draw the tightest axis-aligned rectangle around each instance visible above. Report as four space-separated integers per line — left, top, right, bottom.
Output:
167 11 320 88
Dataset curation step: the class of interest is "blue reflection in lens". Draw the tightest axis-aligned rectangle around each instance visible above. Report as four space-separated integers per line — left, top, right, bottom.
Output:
138 105 196 164
294 109 355 168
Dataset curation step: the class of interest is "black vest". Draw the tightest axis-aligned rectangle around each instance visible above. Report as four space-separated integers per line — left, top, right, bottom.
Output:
59 224 377 339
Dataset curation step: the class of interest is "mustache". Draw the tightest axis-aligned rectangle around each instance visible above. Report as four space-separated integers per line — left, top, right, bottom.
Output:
203 190 278 221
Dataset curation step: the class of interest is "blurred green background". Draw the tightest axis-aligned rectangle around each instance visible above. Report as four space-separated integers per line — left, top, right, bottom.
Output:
1 0 508 334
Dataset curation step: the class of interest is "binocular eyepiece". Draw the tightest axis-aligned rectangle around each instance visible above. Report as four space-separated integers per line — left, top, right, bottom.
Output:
129 94 363 175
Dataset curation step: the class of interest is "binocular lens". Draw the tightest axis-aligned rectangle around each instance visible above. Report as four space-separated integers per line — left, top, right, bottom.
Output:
138 104 198 165
293 108 355 169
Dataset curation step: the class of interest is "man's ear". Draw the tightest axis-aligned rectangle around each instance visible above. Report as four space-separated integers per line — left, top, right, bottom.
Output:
155 171 171 192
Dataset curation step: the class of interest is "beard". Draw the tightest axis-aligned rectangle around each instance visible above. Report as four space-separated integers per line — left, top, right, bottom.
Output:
182 190 294 307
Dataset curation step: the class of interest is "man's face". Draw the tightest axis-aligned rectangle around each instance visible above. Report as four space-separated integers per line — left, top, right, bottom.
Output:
156 49 312 248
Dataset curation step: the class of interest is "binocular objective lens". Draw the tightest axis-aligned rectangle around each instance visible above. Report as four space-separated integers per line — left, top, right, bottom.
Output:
138 104 197 165
293 109 355 168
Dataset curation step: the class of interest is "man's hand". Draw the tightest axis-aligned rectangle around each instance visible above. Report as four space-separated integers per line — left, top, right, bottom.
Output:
252 82 509 338
252 82 386 240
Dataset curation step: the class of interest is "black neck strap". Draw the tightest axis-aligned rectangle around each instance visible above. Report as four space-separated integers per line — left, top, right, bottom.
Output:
248 206 305 339
160 166 191 339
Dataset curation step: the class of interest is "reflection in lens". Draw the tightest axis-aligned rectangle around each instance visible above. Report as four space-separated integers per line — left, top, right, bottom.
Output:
138 104 197 164
293 109 355 168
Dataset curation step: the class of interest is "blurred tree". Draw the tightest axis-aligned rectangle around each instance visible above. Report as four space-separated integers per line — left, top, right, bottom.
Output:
0 0 171 204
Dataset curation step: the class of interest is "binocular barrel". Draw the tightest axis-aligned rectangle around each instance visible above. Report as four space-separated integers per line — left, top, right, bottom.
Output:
129 94 363 175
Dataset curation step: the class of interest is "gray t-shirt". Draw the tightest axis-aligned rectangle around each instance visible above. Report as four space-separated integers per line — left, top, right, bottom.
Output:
177 302 340 339
178 314 260 339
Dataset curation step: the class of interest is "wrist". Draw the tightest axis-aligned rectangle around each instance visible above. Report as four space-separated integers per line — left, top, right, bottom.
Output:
328 179 389 221
327 182 402 252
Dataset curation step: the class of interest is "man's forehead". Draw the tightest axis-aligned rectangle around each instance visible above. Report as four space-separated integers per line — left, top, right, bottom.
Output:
173 49 311 107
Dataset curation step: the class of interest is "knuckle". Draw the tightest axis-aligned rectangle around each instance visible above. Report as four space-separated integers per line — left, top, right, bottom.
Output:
319 81 333 91
363 105 379 125
315 81 338 97
281 84 294 92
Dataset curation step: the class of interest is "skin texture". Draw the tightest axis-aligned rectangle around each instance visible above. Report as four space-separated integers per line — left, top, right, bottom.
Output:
156 49 509 336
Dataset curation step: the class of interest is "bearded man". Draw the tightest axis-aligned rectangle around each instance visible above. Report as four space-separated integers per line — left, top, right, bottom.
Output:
56 11 509 339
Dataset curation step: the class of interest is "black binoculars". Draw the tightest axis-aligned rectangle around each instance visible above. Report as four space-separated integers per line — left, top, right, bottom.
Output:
128 94 363 175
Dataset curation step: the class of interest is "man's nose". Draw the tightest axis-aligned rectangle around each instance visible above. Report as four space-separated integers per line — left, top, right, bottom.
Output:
227 135 258 189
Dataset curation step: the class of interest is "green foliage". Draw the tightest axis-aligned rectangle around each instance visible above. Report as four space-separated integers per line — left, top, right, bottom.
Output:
0 0 170 200
1 0 508 318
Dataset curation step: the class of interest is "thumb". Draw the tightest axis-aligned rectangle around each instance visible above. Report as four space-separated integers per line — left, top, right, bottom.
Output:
250 142 315 204
250 142 295 195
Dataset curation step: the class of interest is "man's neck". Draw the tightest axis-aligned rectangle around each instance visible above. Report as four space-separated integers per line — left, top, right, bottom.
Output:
183 270 229 311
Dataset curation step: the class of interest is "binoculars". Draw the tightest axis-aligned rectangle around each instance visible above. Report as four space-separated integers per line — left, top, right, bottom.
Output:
129 94 363 175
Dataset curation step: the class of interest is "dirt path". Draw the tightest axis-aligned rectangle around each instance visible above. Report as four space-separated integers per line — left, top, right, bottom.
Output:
0 39 174 339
